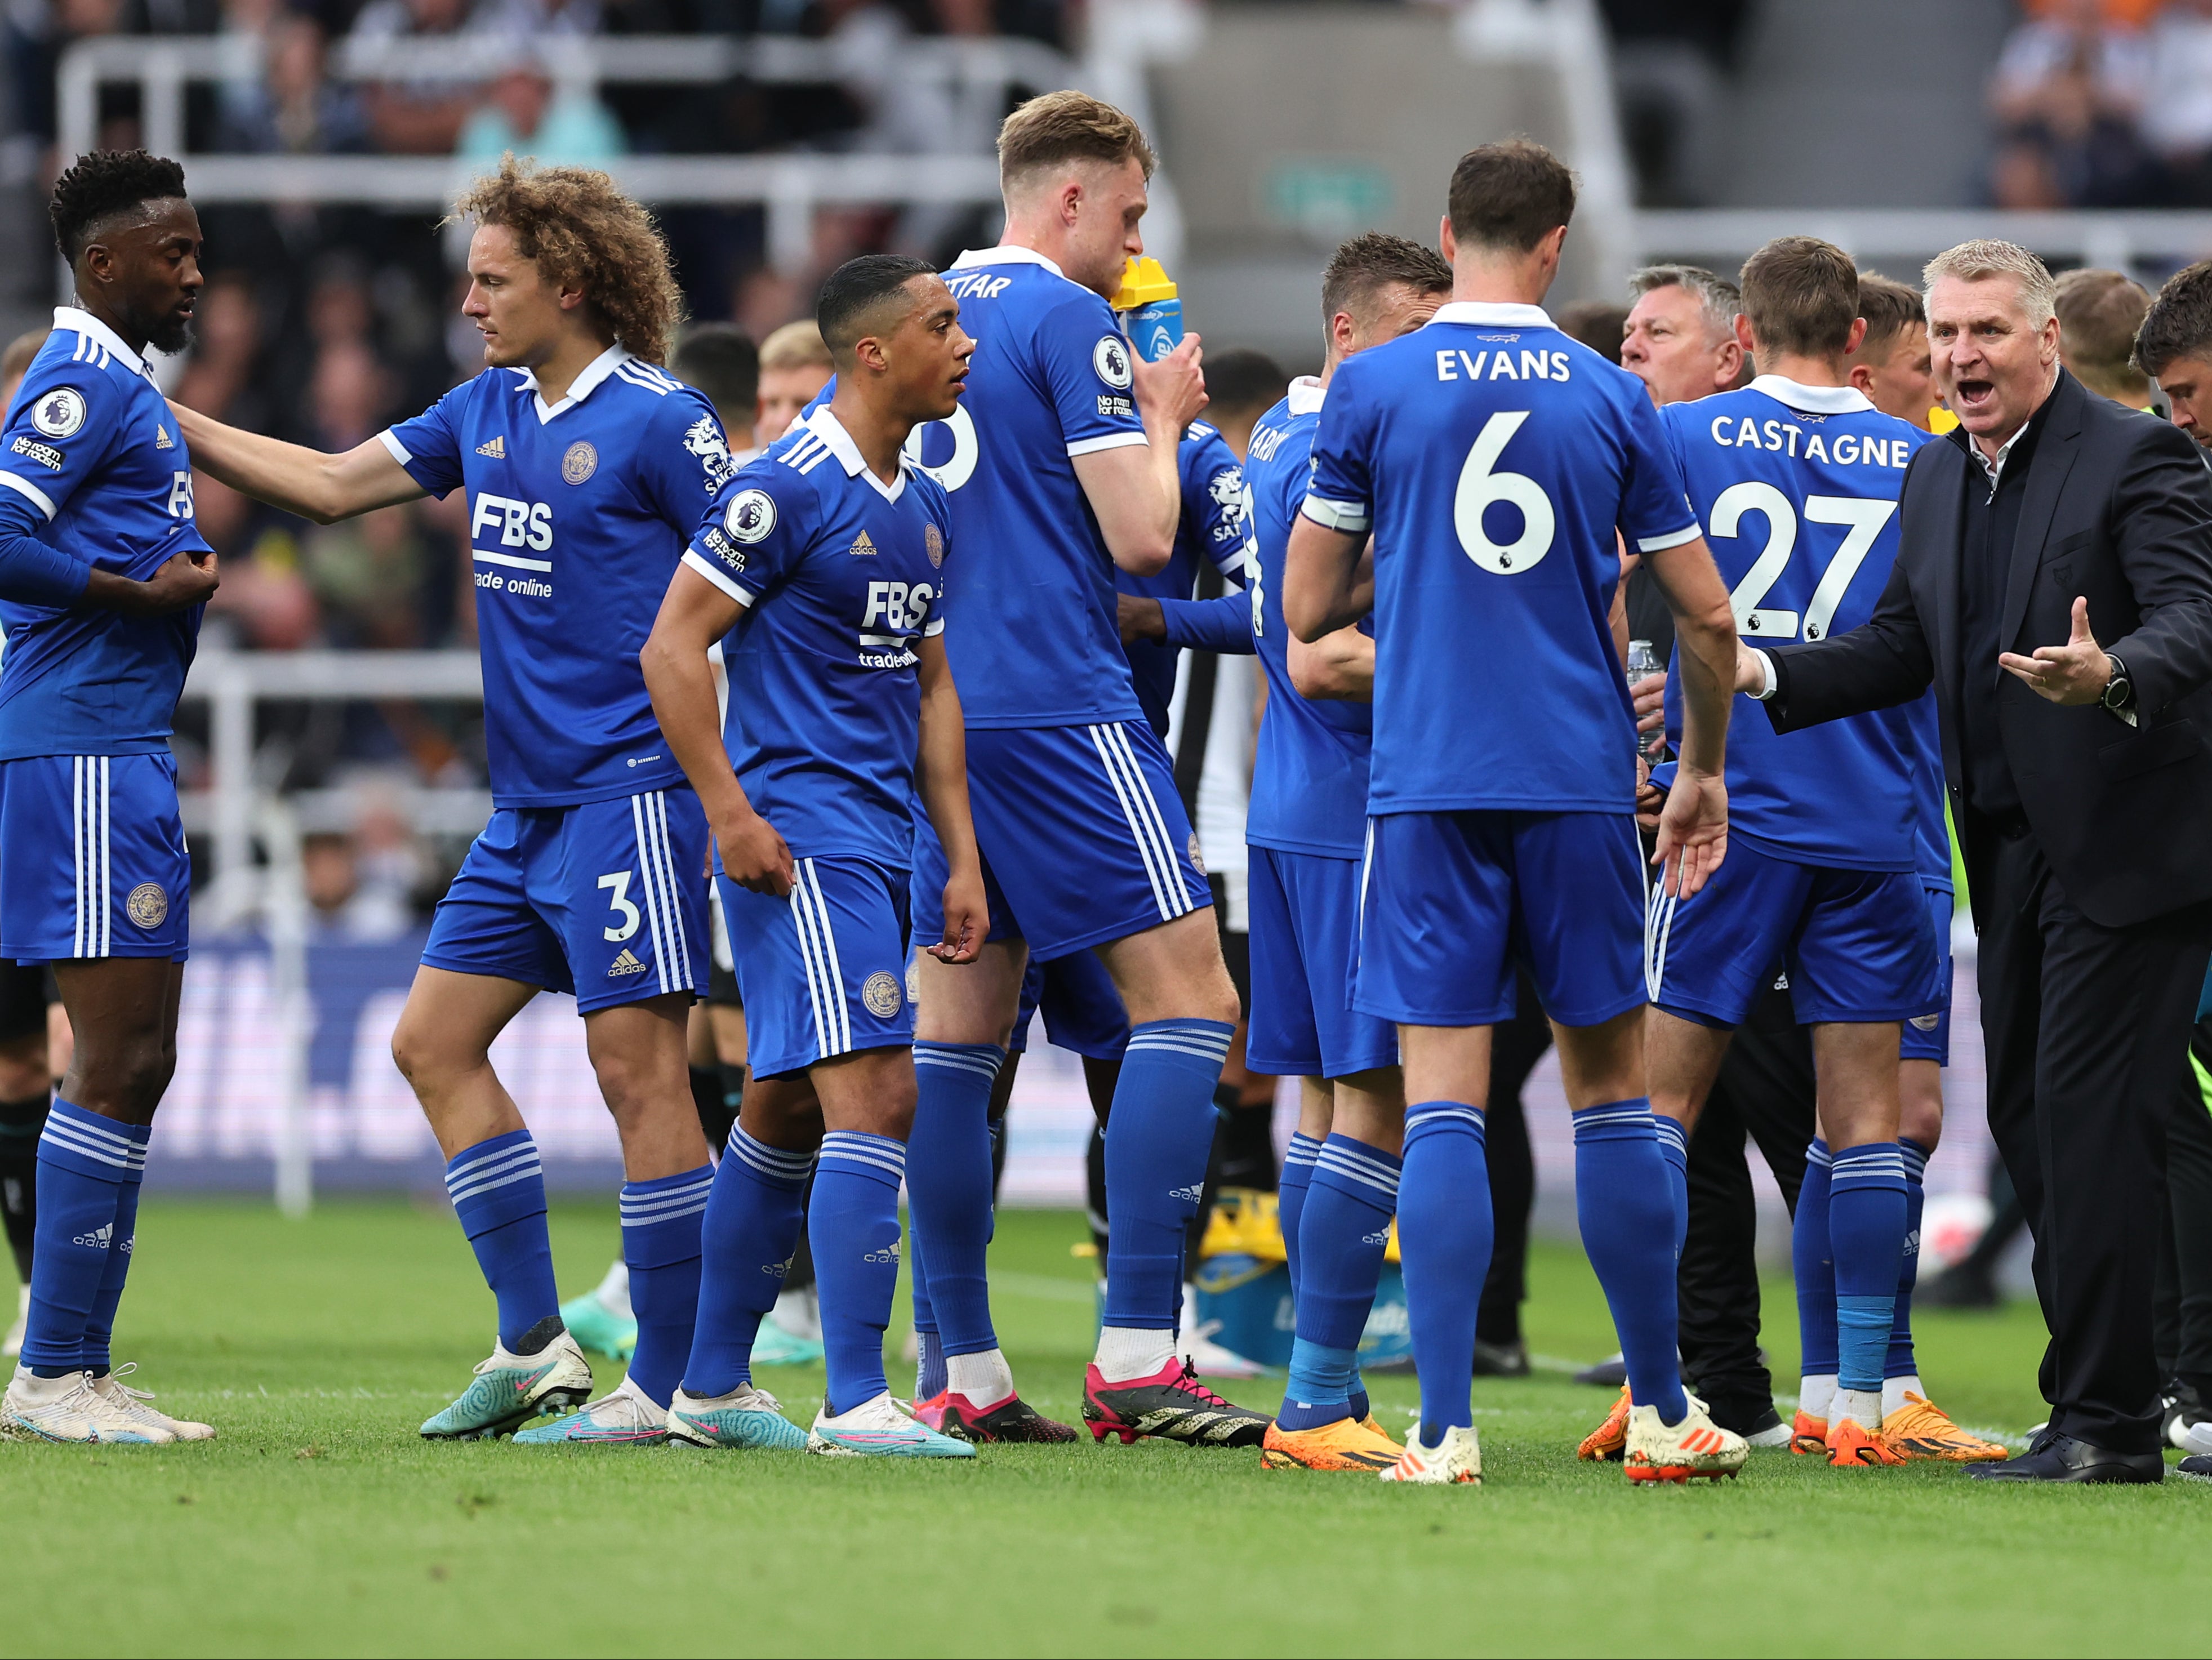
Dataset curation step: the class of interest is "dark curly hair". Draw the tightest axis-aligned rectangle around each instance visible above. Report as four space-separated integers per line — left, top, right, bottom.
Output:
50 149 188 265
451 155 684 364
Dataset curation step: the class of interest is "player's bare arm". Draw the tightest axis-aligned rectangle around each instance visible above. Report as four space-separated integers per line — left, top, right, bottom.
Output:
913 633 986 965
1643 531 1738 896
640 563 794 897
1287 622 1373 700
1281 517 1371 642
1072 333 1207 577
168 407 423 524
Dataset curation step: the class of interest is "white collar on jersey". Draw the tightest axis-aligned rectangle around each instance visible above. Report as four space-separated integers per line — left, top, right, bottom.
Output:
1747 374 1875 415
1425 300 1555 330
947 244 1067 280
800 404 906 503
1286 375 1325 417
517 342 631 424
51 305 154 382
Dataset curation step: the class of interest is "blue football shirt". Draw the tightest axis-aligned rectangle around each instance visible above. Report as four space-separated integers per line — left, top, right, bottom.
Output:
905 247 1149 729
1247 376 1372 858
1305 302 1699 815
1120 420 1250 736
1658 377 1931 872
382 345 728 810
0 308 210 760
1907 692 1951 892
684 406 951 870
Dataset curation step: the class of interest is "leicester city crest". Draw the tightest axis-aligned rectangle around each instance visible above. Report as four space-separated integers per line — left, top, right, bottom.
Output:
562 440 598 484
862 969 903 1018
924 523 944 568
126 882 168 930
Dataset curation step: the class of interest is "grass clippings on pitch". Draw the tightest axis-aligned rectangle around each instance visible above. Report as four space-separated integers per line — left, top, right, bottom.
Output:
2 1199 2205 1659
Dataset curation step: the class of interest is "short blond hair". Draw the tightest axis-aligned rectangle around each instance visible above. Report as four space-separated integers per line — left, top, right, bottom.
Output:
758 318 831 372
997 90 1155 193
1922 239 2058 329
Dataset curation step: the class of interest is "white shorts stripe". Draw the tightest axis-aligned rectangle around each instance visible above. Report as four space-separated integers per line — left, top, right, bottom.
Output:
1104 723 1191 919
70 757 84 960
802 860 852 1054
629 794 676 996
1087 724 1183 922
787 859 847 1059
650 791 693 992
98 758 110 959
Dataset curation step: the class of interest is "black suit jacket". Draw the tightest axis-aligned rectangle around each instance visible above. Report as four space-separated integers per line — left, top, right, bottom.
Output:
1764 369 2212 930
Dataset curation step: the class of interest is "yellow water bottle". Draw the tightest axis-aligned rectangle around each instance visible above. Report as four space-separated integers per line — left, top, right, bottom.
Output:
1112 256 1183 362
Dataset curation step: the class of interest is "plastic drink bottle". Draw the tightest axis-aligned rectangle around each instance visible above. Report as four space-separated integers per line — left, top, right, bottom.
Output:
1112 256 1183 362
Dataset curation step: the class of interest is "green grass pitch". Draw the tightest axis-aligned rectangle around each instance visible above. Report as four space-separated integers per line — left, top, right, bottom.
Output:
3 1198 2208 1658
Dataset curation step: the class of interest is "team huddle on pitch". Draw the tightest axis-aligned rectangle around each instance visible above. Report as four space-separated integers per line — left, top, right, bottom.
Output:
1 89 1999 1485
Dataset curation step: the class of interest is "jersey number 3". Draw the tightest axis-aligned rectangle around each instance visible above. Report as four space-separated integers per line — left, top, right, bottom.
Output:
598 870 642 942
1454 412 1554 575
1710 483 1897 641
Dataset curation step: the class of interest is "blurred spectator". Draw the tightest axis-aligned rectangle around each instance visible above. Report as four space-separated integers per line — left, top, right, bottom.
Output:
306 337 395 451
349 0 478 154
755 318 831 439
2145 0 2212 203
302 821 415 940
1620 265 1743 406
216 14 368 154
670 321 760 455
455 61 625 165
1556 300 1628 366
1 327 50 414
7 0 126 152
303 507 433 647
1992 0 2152 131
2055 266 2156 407
1988 0 2162 208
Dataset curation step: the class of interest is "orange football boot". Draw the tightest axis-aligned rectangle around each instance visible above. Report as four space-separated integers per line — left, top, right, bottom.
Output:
1825 1413 1904 1467
1262 1414 1405 1472
1577 1383 1630 1462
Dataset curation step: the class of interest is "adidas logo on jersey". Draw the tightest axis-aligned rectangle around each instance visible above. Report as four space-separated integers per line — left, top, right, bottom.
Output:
477 435 507 459
154 423 173 450
607 948 647 977
72 1222 113 1249
848 529 878 557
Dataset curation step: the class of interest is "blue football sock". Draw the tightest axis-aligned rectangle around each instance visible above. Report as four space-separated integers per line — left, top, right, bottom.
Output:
905 1044 1004 1358
1793 1139 1838 1379
1400 1102 1491 1446
1279 1134 1401 1431
21 1100 138 1377
1101 1020 1234 1331
80 1123 149 1375
1828 1141 1906 1394
684 1129 812 1399
1888 1137 1930 1381
620 1164 713 1409
444 1128 560 1353
1278 1132 1321 1303
1573 1099 1686 1424
1653 1113 1689 1262
812 1130 906 1416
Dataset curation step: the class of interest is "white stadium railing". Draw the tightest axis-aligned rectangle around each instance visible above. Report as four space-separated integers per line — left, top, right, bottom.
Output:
1627 208 2212 281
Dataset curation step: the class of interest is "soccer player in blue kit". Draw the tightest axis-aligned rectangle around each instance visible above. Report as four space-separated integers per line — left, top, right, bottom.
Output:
1631 237 1997 1466
0 151 223 1444
888 91 1266 1446
175 161 722 1444
1287 141 1751 1486
640 255 990 1457
1241 232 1450 1474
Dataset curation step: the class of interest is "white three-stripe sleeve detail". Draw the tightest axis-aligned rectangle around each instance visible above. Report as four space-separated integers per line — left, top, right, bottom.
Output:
1087 726 1174 920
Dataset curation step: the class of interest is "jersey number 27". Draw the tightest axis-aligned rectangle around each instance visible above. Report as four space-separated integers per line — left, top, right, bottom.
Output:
1710 483 1897 642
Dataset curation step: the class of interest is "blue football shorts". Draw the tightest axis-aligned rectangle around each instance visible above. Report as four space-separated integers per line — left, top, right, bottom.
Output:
1901 883 1953 1066
1355 809 1645 1030
1005 949 1130 1060
924 720 1209 961
1647 837 1940 1029
1247 844 1396 1078
422 786 708 1014
720 856 913 1078
0 752 189 963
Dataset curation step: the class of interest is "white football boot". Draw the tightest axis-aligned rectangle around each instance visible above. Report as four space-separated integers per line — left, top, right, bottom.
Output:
2 1364 172 1443
1622 1396 1748 1483
808 1390 974 1458
1380 1422 1483 1485
3 1285 26 1359
94 1363 215 1441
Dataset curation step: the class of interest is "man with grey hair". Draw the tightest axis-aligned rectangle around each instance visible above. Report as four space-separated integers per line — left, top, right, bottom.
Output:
1735 237 2212 1484
1621 264 1746 406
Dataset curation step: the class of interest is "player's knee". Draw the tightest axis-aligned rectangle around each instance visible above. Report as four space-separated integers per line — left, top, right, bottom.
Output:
390 1015 475 1094
75 1031 171 1117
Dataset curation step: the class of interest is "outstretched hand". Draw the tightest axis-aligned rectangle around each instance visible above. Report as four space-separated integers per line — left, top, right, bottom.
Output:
1999 596 2112 706
1653 765 1728 900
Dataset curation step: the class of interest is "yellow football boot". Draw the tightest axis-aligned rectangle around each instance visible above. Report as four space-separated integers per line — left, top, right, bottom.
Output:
1262 1414 1405 1472
1880 1391 2009 1462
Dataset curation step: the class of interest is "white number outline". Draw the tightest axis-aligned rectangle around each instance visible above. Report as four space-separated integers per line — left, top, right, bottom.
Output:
598 870 642 942
1801 496 1898 640
1453 411 1555 574
1710 480 1798 638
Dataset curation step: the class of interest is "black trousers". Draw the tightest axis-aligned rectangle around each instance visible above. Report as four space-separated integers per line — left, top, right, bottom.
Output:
1476 975 1551 1346
1976 824 2212 1454
2155 1027 2212 1388
1677 978 1817 1416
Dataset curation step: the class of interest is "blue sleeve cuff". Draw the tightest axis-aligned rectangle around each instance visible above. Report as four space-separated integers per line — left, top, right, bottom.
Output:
1158 590 1255 655
0 531 90 607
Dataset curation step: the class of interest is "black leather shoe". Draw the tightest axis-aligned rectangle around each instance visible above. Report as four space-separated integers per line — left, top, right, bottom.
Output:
1965 1432 2163 1484
1471 1339 1529 1378
2177 1455 2212 1484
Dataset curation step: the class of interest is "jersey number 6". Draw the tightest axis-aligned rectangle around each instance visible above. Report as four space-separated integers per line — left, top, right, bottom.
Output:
1454 412 1555 575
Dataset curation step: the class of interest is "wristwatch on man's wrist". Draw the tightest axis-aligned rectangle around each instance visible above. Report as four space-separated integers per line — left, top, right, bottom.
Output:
2101 651 2135 713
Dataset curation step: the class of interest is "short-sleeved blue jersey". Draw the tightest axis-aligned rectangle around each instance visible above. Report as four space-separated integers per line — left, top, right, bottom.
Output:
1658 377 1931 872
907 247 1149 729
381 345 728 811
1247 377 1372 857
684 406 951 870
1305 302 1699 815
1120 420 1249 735
0 309 210 760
